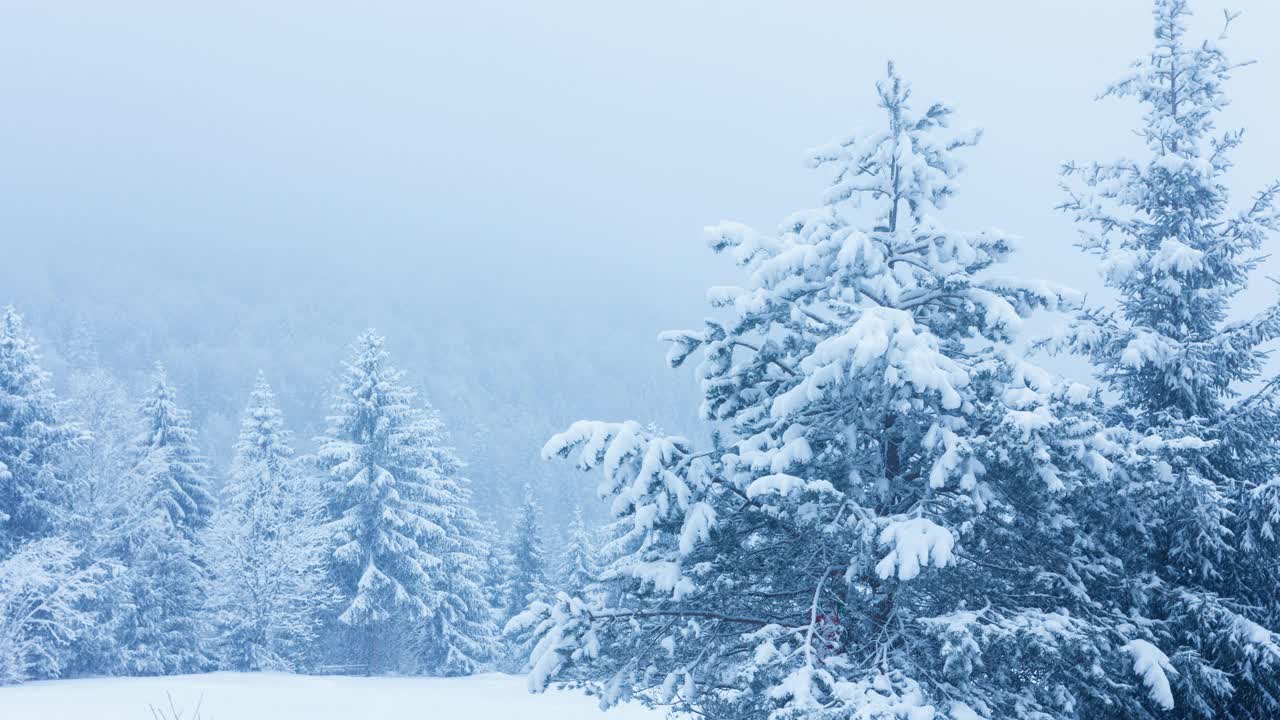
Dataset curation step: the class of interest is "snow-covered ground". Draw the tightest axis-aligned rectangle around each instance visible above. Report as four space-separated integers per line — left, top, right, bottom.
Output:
0 672 661 720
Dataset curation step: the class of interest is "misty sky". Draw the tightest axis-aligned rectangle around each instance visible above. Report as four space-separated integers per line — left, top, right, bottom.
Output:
10 0 1280 316
5 1 1279 303
3 1 1280 513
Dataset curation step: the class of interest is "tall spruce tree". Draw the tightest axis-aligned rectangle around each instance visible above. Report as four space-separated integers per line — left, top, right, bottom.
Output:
118 522 210 675
505 484 548 620
117 365 213 675
63 363 136 559
131 365 215 541
421 496 499 676
0 306 82 555
478 518 514 622
409 396 498 676
206 374 330 671
556 507 597 599
1057 1 1280 716
501 484 550 671
525 65 1166 719
0 537 105 685
59 341 139 677
0 309 98 682
317 330 495 675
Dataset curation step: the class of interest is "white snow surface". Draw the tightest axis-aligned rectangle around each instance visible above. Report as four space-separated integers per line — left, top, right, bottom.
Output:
0 671 661 720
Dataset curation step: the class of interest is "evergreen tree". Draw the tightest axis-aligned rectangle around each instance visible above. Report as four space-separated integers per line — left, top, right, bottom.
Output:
409 398 498 676
117 519 210 675
0 537 105 685
0 306 82 555
419 496 499 676
317 330 495 675
131 365 215 541
62 315 100 370
556 507 597 599
206 374 330 671
502 484 550 671
63 365 137 557
527 65 1154 719
117 365 213 675
478 519 513 621
505 484 548 620
592 514 642 610
1057 1 1280 715
59 354 139 677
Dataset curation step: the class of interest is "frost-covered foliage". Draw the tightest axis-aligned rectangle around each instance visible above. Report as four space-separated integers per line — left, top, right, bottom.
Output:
501 484 552 670
0 308 104 684
0 324 502 683
131 365 215 542
206 374 331 671
58 355 140 676
317 330 496 675
413 418 498 677
530 64 1172 719
0 537 104 685
556 507 598 599
117 367 214 675
62 365 138 558
0 306 83 555
478 518 514 622
1054 2 1280 716
118 521 211 676
506 484 550 619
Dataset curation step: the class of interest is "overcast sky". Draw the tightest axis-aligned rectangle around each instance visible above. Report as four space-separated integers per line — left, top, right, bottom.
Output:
2 0 1279 373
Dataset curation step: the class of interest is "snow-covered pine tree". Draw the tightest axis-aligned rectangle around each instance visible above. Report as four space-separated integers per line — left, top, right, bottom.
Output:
408 397 498 676
505 484 549 620
0 537 105 685
117 365 214 675
591 514 642 610
420 497 499 676
556 507 597 599
0 306 83 555
118 520 211 675
317 330 495 675
0 307 104 680
528 65 1154 719
501 484 550 671
58 347 139 677
478 518 514 622
206 374 330 672
131 364 215 542
63 363 137 558
1056 2 1280 715
62 315 100 370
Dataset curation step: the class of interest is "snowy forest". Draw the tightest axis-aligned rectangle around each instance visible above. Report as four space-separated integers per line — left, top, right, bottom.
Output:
4 1 1280 718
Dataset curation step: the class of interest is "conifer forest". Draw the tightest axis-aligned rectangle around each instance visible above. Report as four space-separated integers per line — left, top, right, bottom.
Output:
3 1 1280 718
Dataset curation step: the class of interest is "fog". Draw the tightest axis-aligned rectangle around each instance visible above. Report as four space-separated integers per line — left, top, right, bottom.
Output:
4 0 1280 526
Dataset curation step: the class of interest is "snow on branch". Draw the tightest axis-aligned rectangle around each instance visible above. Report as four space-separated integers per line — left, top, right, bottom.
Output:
875 517 955 581
1122 639 1177 711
